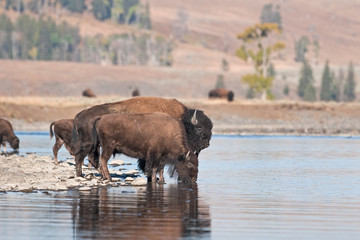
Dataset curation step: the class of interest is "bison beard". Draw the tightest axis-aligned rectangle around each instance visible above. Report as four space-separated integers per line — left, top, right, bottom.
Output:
71 97 212 178
93 113 199 182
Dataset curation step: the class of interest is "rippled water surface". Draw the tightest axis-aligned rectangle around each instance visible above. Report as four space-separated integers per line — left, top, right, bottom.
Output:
2 133 360 239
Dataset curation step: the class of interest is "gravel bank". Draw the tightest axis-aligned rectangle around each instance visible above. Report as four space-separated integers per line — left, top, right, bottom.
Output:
0 154 147 192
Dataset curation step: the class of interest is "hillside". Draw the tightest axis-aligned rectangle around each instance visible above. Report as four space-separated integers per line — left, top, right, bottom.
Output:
0 1 359 100
149 0 360 65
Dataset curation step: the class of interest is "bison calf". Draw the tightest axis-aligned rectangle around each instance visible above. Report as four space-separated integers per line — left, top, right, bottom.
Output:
0 118 19 153
50 119 75 165
93 113 198 183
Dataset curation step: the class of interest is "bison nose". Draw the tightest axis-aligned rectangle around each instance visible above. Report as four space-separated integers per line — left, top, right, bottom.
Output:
191 177 197 182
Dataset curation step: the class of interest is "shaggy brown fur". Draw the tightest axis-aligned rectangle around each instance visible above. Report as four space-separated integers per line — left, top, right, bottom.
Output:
71 97 212 178
93 113 198 182
208 88 234 102
50 119 74 165
82 88 96 98
0 118 19 152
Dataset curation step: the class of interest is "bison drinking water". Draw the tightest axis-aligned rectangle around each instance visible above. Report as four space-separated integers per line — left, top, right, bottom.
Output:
0 118 19 153
49 119 74 165
93 113 198 182
71 97 212 178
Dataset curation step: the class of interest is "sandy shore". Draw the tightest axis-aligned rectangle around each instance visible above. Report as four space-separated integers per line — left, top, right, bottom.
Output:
0 153 147 192
2 97 360 136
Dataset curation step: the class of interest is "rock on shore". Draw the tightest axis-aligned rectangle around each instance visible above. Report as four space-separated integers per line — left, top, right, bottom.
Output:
0 154 146 192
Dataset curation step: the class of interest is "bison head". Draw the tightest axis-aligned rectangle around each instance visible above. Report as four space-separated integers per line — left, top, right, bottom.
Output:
10 136 19 151
173 151 199 182
183 109 213 155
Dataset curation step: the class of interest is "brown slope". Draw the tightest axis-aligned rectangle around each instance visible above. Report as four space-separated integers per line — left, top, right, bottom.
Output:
148 0 360 64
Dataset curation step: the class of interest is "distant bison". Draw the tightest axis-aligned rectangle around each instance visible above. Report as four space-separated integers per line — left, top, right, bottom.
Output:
71 97 212 178
208 88 234 102
93 113 198 182
132 88 140 97
0 118 19 153
82 88 96 98
50 119 74 165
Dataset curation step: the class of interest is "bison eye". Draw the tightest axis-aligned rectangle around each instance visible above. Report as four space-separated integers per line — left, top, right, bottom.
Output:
186 162 193 168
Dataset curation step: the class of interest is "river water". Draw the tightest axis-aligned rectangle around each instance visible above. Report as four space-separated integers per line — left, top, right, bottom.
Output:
1 133 360 239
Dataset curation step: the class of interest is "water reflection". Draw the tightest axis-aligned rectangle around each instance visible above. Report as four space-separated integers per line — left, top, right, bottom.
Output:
5 134 360 239
72 183 211 239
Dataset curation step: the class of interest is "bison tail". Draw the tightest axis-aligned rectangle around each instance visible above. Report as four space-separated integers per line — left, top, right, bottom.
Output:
49 122 55 139
91 117 101 152
71 120 78 143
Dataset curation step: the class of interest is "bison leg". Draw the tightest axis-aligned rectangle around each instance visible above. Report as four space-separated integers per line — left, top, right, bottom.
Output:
53 136 64 165
99 150 112 181
151 168 157 183
158 168 165 183
87 145 100 170
75 151 87 177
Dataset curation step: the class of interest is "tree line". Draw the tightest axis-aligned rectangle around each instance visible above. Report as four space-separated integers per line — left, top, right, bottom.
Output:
2 0 152 30
298 60 356 102
236 4 357 102
0 13 173 66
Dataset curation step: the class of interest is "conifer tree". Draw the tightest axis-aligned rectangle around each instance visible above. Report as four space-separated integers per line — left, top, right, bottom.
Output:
343 61 356 101
0 13 13 58
215 74 225 89
298 60 315 98
304 83 316 102
331 71 340 102
294 36 309 63
260 4 282 29
320 60 332 101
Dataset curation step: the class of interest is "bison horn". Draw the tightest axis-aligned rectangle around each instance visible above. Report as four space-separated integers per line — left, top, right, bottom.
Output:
185 151 191 160
191 110 198 125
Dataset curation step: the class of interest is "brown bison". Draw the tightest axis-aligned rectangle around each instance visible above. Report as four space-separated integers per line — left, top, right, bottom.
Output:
71 97 212 178
208 88 234 102
0 118 19 152
82 88 96 98
50 119 74 165
93 113 198 182
132 88 140 97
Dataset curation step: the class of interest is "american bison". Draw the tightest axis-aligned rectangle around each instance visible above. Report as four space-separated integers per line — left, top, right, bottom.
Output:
132 88 140 97
50 119 74 165
82 88 96 98
208 88 234 102
0 118 19 153
71 97 212 178
93 113 198 182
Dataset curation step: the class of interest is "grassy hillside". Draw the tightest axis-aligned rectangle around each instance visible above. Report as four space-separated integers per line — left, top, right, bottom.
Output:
0 1 359 100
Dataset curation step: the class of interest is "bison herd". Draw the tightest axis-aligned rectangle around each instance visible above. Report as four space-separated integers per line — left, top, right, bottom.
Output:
1 97 213 184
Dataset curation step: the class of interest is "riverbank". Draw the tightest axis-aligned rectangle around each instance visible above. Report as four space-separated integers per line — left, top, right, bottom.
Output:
0 153 147 192
1 96 360 136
